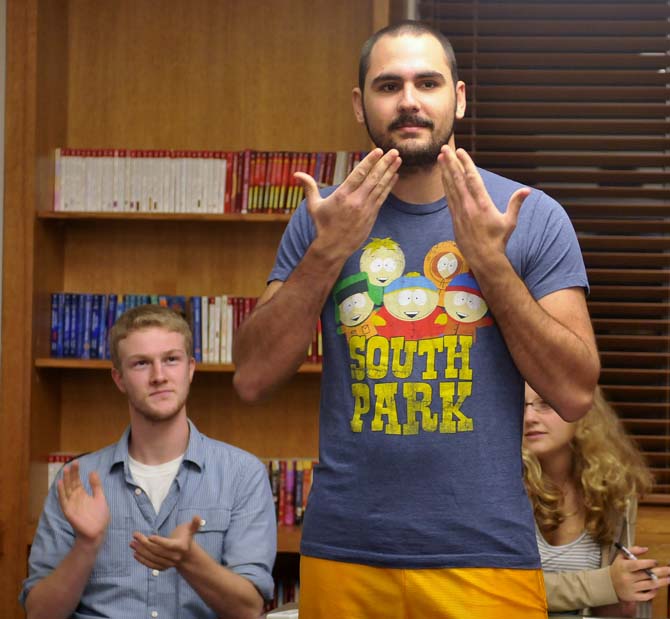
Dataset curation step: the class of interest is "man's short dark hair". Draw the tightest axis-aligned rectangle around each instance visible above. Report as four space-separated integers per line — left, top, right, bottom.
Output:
358 20 459 92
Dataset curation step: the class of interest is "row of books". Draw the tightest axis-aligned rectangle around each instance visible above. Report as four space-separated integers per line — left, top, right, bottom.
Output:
266 577 299 613
50 292 323 365
264 459 317 527
54 148 367 215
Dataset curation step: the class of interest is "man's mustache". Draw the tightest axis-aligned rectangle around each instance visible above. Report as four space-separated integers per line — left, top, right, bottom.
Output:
388 115 434 131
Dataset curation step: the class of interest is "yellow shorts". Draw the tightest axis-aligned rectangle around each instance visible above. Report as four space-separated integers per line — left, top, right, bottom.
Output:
299 555 548 619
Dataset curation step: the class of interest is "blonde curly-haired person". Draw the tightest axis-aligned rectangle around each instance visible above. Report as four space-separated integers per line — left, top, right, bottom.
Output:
523 384 670 617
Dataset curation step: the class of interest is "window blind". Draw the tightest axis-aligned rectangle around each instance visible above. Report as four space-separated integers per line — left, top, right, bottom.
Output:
419 0 670 502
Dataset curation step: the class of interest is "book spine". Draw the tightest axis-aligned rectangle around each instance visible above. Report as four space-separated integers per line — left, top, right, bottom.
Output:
190 296 202 362
50 292 63 357
89 294 102 359
294 460 304 525
278 460 287 525
241 149 251 214
80 294 93 359
283 460 295 526
270 459 280 519
97 294 108 360
201 295 209 363
104 293 118 359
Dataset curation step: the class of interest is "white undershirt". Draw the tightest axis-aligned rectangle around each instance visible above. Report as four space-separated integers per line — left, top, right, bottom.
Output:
128 453 184 514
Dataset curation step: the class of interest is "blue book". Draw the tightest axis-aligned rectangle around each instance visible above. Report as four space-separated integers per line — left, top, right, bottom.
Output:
73 294 83 357
115 296 125 321
50 293 65 357
104 294 118 359
97 294 108 360
79 294 93 359
190 296 202 362
89 294 103 359
168 295 187 317
63 293 72 357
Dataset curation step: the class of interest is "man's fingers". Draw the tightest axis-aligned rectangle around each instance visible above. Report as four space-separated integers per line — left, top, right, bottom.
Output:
88 471 105 500
61 462 83 500
133 533 181 564
294 172 320 207
438 146 464 204
189 515 202 535
348 149 401 214
130 543 170 570
339 148 384 193
507 187 531 226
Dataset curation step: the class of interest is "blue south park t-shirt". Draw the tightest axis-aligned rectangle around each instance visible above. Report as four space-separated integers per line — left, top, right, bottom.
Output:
269 168 588 569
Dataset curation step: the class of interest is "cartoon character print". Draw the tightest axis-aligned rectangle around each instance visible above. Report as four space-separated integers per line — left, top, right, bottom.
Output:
424 241 468 305
333 272 384 341
375 272 447 340
441 272 493 342
359 238 405 306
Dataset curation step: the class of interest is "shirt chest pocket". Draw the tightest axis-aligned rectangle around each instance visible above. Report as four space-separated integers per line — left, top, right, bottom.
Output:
178 507 231 562
89 516 132 580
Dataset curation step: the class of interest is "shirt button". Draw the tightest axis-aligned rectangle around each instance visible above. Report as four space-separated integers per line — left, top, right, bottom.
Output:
134 488 142 495
151 612 158 618
200 519 206 527
152 569 159 576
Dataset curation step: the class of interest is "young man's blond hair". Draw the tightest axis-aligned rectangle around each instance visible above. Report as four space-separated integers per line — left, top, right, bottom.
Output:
109 304 193 370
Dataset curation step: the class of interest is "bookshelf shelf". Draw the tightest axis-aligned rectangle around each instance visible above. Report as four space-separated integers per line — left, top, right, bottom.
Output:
37 211 293 223
35 358 322 373
277 526 302 554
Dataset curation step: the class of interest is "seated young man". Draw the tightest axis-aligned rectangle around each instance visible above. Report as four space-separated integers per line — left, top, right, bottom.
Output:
20 305 276 619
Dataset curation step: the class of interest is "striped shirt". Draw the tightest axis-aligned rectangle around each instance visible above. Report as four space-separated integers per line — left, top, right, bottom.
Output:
536 528 601 572
20 420 276 618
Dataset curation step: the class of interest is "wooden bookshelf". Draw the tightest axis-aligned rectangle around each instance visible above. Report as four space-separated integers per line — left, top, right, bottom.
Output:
1 0 389 614
37 211 295 223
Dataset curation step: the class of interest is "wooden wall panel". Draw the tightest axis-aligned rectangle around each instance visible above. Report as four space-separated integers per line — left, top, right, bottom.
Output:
60 219 285 298
65 0 374 152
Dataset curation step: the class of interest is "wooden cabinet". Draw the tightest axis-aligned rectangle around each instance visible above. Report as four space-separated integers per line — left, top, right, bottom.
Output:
0 0 388 614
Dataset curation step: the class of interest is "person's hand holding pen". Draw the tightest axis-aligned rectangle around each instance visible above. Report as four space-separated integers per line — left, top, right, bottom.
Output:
609 543 670 605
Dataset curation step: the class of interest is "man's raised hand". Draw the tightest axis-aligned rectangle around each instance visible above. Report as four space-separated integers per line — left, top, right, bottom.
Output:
295 148 401 262
57 461 110 549
438 146 530 272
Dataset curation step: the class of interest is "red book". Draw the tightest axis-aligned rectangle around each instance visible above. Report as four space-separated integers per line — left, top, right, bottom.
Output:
283 459 295 526
240 149 252 214
278 460 287 524
224 151 234 213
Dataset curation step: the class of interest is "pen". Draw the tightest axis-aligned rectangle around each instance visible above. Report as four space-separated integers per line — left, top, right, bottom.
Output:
614 542 659 581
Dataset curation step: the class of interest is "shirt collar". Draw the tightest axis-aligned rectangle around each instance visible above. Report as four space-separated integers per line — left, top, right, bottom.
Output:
110 418 205 472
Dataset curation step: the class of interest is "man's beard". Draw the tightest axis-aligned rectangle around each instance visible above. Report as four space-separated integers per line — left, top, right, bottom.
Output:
363 109 455 170
131 393 188 423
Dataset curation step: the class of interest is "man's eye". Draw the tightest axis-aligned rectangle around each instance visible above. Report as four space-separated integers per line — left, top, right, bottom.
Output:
421 81 437 89
380 83 398 92
133 360 148 367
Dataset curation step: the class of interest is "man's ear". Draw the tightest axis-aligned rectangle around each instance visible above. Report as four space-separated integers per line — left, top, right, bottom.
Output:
111 367 127 394
455 81 466 120
352 87 365 125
